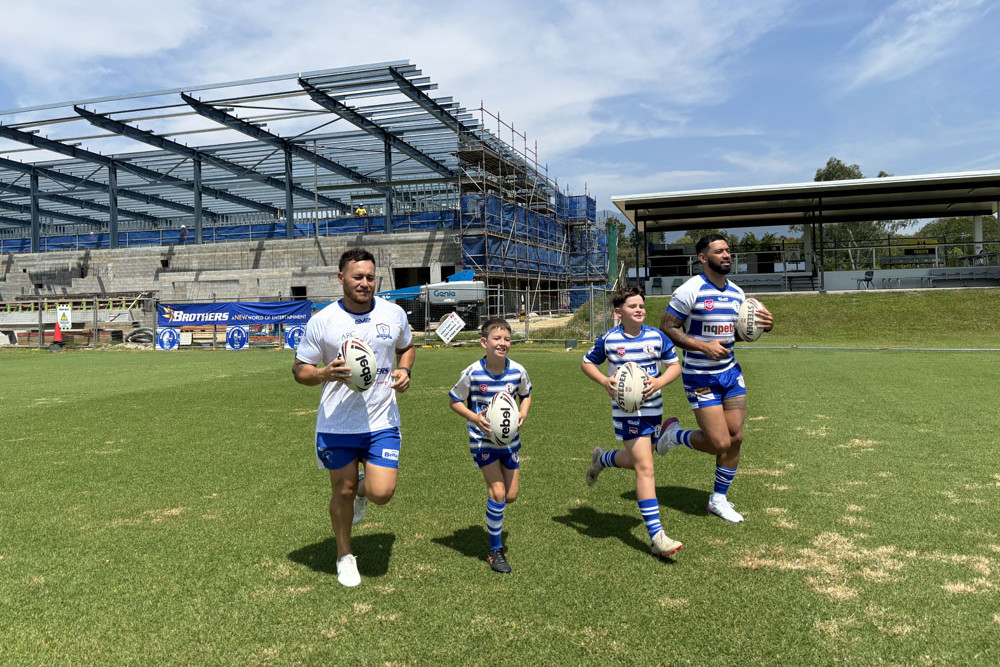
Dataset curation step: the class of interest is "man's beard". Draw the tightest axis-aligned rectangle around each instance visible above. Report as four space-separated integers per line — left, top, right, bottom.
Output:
707 256 731 275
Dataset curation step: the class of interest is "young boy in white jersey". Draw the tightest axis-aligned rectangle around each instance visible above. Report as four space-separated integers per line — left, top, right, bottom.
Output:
581 287 684 558
449 317 532 574
656 234 773 524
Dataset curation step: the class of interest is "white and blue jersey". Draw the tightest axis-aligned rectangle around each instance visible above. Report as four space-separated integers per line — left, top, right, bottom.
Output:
666 274 746 376
449 358 532 453
583 324 679 420
296 296 413 436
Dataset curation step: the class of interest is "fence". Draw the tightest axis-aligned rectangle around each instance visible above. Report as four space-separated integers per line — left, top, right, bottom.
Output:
0 287 618 349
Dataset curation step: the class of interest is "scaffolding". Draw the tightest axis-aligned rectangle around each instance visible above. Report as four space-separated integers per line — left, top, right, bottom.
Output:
0 61 607 289
455 105 606 292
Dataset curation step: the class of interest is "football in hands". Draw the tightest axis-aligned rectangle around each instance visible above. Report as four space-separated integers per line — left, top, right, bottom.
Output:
736 297 765 342
613 361 647 413
485 391 519 446
338 337 377 392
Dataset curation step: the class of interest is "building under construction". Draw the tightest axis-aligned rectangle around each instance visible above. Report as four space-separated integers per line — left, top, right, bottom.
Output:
0 61 606 307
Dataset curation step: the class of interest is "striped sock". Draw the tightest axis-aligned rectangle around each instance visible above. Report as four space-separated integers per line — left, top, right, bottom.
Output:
486 498 505 551
637 498 663 540
600 450 620 468
677 429 695 448
714 465 738 496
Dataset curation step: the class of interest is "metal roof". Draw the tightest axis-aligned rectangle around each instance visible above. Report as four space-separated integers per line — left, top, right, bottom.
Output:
0 61 527 235
612 170 1000 232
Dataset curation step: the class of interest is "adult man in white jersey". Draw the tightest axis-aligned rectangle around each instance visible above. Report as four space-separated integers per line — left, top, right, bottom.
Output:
657 234 773 523
293 248 415 586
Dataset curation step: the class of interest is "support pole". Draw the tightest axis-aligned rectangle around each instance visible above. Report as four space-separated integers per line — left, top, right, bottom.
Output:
193 157 203 243
285 149 295 239
30 170 41 253
973 215 983 256
384 141 393 233
108 165 119 249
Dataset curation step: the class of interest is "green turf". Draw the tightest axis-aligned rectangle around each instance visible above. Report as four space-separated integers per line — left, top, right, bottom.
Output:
1 291 998 664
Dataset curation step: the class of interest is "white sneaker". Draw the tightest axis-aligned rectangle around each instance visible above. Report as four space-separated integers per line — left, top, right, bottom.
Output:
707 494 745 523
585 447 604 486
352 468 367 526
336 553 361 587
651 530 683 558
655 417 682 456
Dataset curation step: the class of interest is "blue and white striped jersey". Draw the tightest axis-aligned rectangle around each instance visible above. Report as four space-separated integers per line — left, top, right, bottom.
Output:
449 358 532 452
666 274 746 375
583 324 679 418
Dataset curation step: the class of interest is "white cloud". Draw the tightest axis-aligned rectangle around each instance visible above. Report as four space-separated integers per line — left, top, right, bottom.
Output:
839 0 988 90
0 1 794 155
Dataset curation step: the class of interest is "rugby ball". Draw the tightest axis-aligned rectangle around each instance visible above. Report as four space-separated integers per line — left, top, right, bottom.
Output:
485 391 519 446
338 337 377 392
613 362 647 413
736 298 765 342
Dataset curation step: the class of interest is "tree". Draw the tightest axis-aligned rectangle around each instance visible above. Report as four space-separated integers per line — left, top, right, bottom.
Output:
815 157 863 182
808 157 910 269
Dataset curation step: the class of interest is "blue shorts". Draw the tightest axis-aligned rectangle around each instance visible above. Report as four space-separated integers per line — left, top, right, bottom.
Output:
614 415 660 442
472 449 520 470
315 427 401 471
682 364 747 410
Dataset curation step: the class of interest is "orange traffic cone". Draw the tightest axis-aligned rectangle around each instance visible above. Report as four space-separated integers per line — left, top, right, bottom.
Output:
53 321 64 344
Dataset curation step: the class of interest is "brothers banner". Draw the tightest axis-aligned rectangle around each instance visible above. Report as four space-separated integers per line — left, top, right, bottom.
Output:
157 301 312 327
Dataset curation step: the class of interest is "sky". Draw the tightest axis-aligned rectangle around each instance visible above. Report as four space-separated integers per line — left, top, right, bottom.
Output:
1 0 999 238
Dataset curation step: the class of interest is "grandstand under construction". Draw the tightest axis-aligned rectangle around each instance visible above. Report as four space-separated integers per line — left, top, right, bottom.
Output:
0 61 606 304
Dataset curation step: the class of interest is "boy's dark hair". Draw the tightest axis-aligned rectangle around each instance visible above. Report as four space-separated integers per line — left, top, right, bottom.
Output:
613 286 645 309
695 233 728 255
480 317 512 337
339 248 376 271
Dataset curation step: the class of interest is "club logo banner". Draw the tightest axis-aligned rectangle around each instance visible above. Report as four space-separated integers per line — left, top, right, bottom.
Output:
284 325 305 350
226 325 249 350
156 327 179 351
158 301 312 326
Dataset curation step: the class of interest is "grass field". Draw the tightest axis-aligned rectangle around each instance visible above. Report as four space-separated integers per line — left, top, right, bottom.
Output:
2 290 999 664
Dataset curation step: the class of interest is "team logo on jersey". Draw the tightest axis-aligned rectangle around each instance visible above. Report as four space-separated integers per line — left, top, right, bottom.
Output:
479 384 489 393
505 383 516 394
705 299 715 311
616 346 626 356
644 343 656 355
376 323 391 339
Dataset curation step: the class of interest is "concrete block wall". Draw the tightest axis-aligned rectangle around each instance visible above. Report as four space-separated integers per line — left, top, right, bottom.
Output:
0 231 461 302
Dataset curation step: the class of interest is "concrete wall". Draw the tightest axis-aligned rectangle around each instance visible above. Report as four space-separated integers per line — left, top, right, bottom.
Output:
0 231 461 302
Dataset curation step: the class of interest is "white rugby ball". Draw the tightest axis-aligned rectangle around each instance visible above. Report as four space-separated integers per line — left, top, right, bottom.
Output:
736 298 765 342
613 362 647 413
338 337 377 392
486 391 519 446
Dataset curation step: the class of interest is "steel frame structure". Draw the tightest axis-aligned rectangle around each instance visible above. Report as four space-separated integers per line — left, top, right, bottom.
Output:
0 61 559 253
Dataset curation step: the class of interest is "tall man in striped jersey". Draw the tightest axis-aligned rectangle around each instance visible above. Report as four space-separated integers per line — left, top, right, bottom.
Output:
582 286 684 558
656 234 773 524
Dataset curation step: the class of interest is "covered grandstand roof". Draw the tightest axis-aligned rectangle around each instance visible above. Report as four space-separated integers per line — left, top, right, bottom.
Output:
0 61 549 240
612 170 1000 232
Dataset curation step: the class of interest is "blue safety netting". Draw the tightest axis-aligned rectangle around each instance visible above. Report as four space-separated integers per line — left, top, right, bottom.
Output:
0 210 460 253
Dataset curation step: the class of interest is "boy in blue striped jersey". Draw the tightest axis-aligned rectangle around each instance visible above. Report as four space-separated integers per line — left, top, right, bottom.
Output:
449 317 532 573
581 287 684 558
656 234 773 524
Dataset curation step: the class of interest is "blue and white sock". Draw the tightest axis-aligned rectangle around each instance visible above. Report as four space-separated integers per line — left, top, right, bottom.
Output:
676 429 695 448
486 498 505 551
600 450 621 468
713 465 738 496
637 498 663 540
